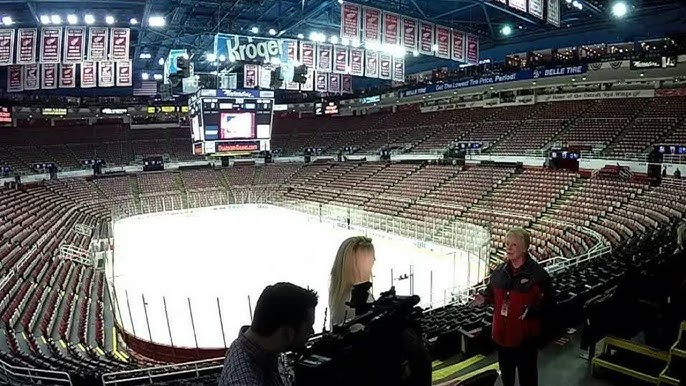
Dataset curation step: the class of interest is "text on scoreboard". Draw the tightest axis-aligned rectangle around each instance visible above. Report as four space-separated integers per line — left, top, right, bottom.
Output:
190 97 273 143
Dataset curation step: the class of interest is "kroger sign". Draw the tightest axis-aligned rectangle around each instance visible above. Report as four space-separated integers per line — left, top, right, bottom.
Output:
214 34 289 63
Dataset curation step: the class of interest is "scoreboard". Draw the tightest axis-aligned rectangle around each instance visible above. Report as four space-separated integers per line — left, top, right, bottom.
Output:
189 89 275 156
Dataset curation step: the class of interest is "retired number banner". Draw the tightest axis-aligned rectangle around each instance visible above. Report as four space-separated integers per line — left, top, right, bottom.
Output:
393 56 405 82
383 12 400 45
328 74 340 93
316 43 332 73
451 30 465 62
340 3 361 41
98 61 114 87
24 64 39 90
284 39 297 62
40 27 62 63
363 7 381 44
402 17 418 51
466 34 479 65
342 74 352 94
547 0 560 27
349 48 364 76
435 25 450 59
365 50 379 78
116 61 132 86
110 28 130 61
7 65 23 92
41 63 57 89
301 68 314 91
88 27 108 61
258 66 271 89
300 41 315 68
244 64 258 88
17 29 37 64
63 26 85 63
379 53 392 80
0 30 15 65
59 63 76 88
528 0 543 19
81 61 96 88
333 45 348 74
508 0 527 13
419 21 434 55
315 72 327 92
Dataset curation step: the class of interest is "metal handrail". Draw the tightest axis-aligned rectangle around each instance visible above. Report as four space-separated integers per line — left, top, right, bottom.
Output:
101 357 224 386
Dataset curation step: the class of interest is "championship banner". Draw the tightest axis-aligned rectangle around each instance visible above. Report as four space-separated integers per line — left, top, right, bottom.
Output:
466 34 479 65
451 30 465 62
379 53 391 80
547 0 560 27
328 74 340 93
7 65 23 92
41 63 57 89
63 26 85 63
435 25 450 59
110 28 130 61
0 29 15 65
17 29 37 64
258 66 271 89
340 2 361 41
24 63 39 90
363 7 381 44
316 43 332 73
350 48 364 76
88 27 108 61
244 64 258 88
80 61 96 88
301 68 314 91
98 61 114 87
528 0 544 19
393 56 405 82
342 74 352 94
383 12 400 45
419 21 434 55
508 0 527 13
40 27 62 63
300 41 315 68
116 60 132 86
365 50 379 78
315 72 327 92
333 45 349 74
59 63 76 88
284 39 298 62
402 17 418 51
286 80 300 90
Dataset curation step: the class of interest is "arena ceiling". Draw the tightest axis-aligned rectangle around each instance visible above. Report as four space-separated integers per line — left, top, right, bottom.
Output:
3 0 686 84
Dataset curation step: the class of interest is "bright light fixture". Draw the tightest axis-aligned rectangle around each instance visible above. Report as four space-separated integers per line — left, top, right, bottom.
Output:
148 16 165 27
341 37 350 45
297 33 305 39
1 16 13 26
40 15 50 24
141 72 149 80
105 15 115 24
218 54 226 62
250 26 259 34
130 18 138 25
611 1 628 18
268 28 276 36
51 15 61 24
153 74 163 80
412 50 419 57
67 14 77 24
206 53 217 62
330 35 339 44
84 14 95 25
501 25 513 36
158 57 164 65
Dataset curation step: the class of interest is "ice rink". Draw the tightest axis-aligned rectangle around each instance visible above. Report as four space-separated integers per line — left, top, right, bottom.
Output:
110 205 484 349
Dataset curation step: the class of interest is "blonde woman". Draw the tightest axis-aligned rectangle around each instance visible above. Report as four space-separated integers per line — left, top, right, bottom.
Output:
328 236 375 328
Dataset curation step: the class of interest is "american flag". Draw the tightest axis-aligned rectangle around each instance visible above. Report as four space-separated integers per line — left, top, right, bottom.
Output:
133 81 158 96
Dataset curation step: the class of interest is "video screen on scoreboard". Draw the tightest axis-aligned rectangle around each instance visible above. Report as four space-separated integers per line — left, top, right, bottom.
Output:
0 107 11 124
220 112 255 139
201 97 272 141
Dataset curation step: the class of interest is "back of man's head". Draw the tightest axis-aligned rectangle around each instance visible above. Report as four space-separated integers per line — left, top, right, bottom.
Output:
251 282 319 337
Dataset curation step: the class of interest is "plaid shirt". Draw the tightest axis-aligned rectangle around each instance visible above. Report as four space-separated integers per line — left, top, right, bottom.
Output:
218 333 288 386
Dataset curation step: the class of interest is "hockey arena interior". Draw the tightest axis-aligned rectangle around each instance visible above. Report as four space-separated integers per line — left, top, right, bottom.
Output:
1 0 686 385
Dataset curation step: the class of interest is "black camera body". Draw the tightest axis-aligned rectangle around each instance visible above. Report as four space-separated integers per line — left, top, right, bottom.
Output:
292 287 431 386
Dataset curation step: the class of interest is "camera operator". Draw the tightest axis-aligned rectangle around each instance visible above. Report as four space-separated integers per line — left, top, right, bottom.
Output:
328 236 376 328
472 227 553 386
219 282 318 386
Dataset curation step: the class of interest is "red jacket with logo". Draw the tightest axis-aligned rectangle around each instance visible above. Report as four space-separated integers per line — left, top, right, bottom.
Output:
483 256 553 348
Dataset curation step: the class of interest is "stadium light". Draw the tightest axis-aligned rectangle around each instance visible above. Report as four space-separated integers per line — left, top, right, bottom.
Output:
206 53 217 62
51 15 62 24
330 35 339 44
341 37 350 46
153 74 163 80
158 57 164 65
351 38 361 47
105 15 115 24
218 54 226 62
250 26 259 34
500 25 513 36
297 33 305 39
412 50 419 57
1 16 13 26
268 28 277 36
84 14 95 25
611 1 628 18
141 72 149 80
67 14 77 24
40 15 50 24
129 18 139 25
148 16 165 27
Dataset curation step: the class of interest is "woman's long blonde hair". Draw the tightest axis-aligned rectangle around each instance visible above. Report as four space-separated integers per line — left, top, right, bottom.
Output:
329 236 374 325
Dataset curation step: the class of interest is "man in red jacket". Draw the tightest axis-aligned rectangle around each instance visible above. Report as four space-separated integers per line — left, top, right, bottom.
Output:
473 227 553 386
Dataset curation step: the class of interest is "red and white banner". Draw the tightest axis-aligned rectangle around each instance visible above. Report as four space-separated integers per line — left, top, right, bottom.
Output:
88 27 108 61
59 63 76 88
508 0 527 13
383 12 400 45
116 60 132 86
284 39 297 62
300 41 315 68
342 74 352 94
340 2 361 40
392 56 404 82
315 72 327 92
402 17 418 51
63 26 85 63
466 34 479 65
0 29 15 65
302 68 314 91
333 45 348 74
258 66 271 89
365 50 378 78
528 0 544 19
316 43 332 73
379 53 391 80
547 0 560 27
24 63 39 90
435 25 450 59
349 48 364 76
328 74 340 93
7 65 23 92
41 63 57 89
363 7 381 44
244 64 258 88
40 27 62 63
17 29 37 64
98 61 114 87
451 30 465 62
419 21 434 55
80 61 96 88
110 28 130 61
